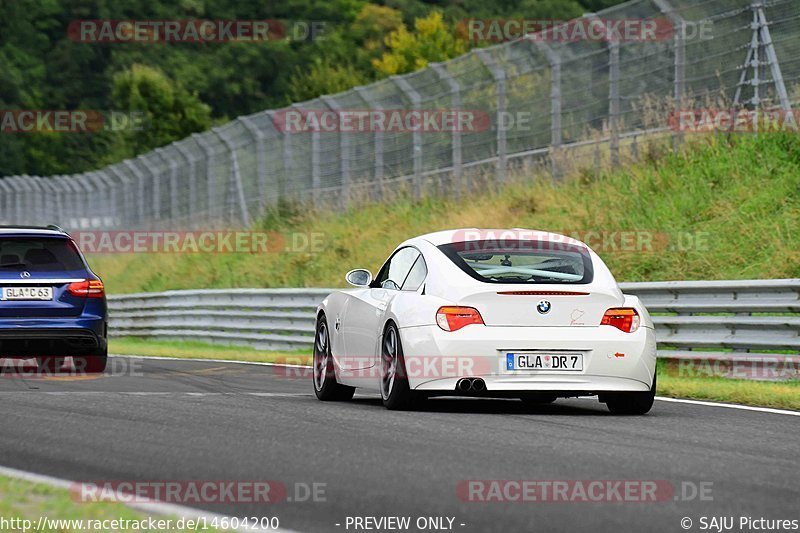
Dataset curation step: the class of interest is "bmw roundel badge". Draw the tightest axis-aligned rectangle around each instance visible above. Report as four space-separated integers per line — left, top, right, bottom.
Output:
537 300 551 314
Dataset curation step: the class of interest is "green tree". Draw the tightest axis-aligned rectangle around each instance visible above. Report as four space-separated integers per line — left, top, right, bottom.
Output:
288 59 366 102
110 64 211 154
372 12 468 77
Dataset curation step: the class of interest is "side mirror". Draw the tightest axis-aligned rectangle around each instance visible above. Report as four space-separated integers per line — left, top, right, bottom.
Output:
345 269 373 287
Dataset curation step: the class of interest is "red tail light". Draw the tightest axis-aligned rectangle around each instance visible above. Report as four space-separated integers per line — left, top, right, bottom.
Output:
436 306 484 332
67 279 105 298
600 308 640 333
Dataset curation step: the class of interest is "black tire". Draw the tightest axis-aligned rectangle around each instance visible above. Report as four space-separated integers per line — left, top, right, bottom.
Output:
520 393 558 406
73 346 108 374
380 322 417 410
312 315 355 401
605 374 656 415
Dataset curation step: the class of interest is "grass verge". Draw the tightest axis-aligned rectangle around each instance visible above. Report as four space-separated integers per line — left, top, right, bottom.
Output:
111 338 799 411
0 475 226 532
89 133 800 294
657 359 800 411
109 337 311 365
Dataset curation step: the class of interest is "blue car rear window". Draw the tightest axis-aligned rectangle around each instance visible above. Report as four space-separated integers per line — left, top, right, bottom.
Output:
0 237 85 272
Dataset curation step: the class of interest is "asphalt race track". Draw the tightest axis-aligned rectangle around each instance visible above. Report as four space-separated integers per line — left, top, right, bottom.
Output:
0 356 797 533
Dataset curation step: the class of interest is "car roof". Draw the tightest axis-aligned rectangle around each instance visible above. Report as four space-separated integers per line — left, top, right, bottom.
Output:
0 226 68 238
414 228 586 247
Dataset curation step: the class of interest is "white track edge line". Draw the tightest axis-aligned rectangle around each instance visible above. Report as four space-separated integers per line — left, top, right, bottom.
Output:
112 354 799 416
0 464 298 533
110 353 309 368
653 396 800 416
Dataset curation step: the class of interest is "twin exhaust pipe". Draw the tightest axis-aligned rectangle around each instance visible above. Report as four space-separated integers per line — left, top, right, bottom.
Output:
456 377 486 393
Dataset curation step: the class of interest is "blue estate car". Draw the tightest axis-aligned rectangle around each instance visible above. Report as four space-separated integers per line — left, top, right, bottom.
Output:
0 226 107 373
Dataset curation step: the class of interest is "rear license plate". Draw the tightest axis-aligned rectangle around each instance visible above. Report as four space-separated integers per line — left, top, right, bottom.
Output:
506 352 583 371
1 287 54 301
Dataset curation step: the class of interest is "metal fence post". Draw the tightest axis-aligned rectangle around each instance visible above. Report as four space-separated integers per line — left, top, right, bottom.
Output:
7 176 29 224
756 5 791 111
213 127 251 227
108 166 132 228
155 148 179 224
17 175 37 224
287 103 318 205
31 177 49 223
3 177 19 223
653 0 685 152
355 86 384 201
0 178 12 223
123 159 146 226
85 172 109 226
173 143 197 228
321 95 351 209
391 75 423 200
430 63 463 196
477 49 507 185
55 176 74 228
266 110 292 204
192 133 218 226
99 170 116 225
40 177 63 226
137 156 161 224
608 39 621 169
60 177 77 228
531 41 563 181
74 174 95 228
239 116 267 209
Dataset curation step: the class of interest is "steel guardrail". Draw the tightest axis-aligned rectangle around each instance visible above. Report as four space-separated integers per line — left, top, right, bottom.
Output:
109 280 800 365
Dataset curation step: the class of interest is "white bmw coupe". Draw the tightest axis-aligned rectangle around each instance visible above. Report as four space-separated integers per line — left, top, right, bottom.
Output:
313 229 657 414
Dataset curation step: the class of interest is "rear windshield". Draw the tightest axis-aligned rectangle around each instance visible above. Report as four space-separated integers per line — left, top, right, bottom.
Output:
0 237 85 272
438 240 593 284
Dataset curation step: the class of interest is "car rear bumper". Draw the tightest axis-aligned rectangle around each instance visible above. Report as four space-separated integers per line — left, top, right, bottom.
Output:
399 324 656 393
0 317 106 357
